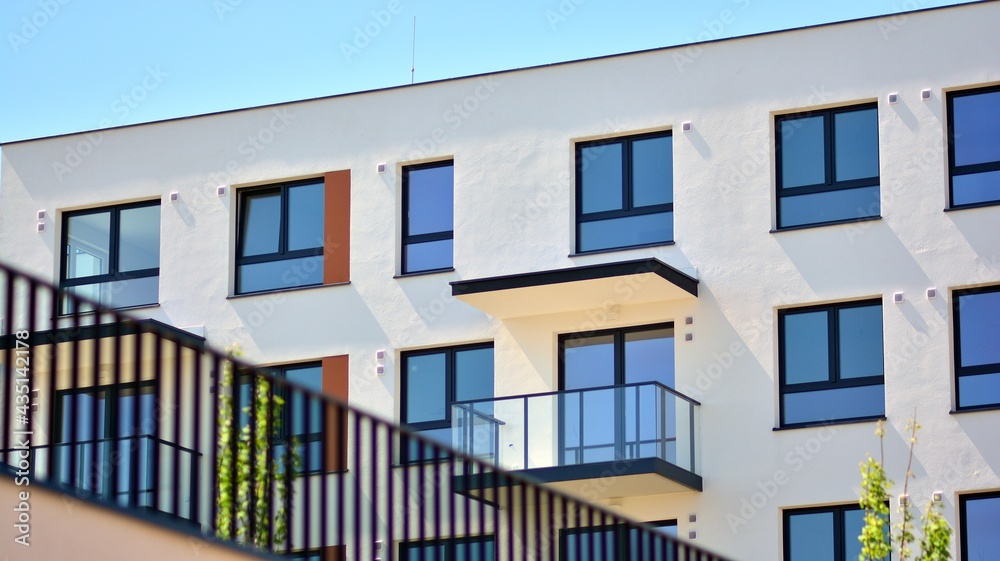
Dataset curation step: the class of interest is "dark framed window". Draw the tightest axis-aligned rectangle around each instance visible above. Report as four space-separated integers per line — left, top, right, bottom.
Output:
236 179 324 294
401 535 495 561
775 104 880 229
779 300 884 427
575 131 673 253
560 521 677 561
401 343 493 461
953 286 1000 410
60 201 160 314
402 160 454 274
271 363 325 475
783 504 883 561
960 491 1000 560
948 85 1000 208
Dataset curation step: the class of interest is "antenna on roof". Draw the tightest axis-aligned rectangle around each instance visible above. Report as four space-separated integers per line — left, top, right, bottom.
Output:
410 16 416 84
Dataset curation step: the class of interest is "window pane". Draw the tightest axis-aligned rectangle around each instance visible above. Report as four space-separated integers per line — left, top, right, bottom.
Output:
834 108 879 182
838 305 884 379
780 115 826 189
454 539 495 561
958 290 1000 367
965 495 1000 559
842 508 866 561
286 365 323 434
118 205 160 272
779 185 879 228
953 89 1000 166
404 543 445 561
578 211 672 252
406 164 454 236
783 383 884 425
580 143 624 214
285 365 323 392
564 529 617 561
237 255 324 293
783 311 830 384
405 353 447 424
953 169 1000 206
241 192 281 257
287 182 324 251
958 372 1000 409
563 334 615 390
624 328 675 387
66 211 112 278
404 238 453 273
64 276 159 312
632 135 673 207
787 511 835 561
455 347 494 402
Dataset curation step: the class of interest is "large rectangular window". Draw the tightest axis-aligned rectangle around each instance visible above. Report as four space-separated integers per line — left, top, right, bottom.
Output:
948 85 1000 208
575 131 673 253
401 536 495 561
60 201 160 313
775 104 880 229
402 161 454 274
960 492 1000 560
560 522 677 561
236 179 325 294
954 286 1000 410
783 504 879 561
271 363 325 475
779 300 884 427
401 343 493 461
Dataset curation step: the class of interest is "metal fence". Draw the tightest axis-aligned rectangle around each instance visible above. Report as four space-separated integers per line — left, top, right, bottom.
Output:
0 262 732 561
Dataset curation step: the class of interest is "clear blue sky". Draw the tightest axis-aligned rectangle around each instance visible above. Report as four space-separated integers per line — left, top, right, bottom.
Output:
0 0 979 142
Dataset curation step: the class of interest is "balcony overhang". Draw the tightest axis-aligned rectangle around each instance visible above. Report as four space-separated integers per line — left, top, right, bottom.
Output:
450 258 698 319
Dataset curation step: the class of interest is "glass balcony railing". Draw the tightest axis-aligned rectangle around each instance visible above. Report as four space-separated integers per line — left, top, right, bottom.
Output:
452 381 700 476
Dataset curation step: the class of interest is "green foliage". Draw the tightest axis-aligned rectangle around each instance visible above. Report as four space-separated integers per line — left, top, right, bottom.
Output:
857 418 952 561
215 346 300 550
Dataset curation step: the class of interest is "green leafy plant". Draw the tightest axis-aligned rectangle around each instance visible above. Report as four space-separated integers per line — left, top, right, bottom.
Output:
858 417 952 561
216 346 300 550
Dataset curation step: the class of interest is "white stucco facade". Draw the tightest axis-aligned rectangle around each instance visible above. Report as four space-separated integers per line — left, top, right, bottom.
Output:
2 3 999 559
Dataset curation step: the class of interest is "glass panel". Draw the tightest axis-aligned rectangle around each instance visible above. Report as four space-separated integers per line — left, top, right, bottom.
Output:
406 164 454 236
118 205 160 272
287 182 324 251
783 311 830 384
629 525 677 561
580 388 616 462
624 327 674 387
404 543 446 561
580 143 624 214
240 191 281 257
834 108 879 182
787 511 835 561
952 89 1000 166
563 334 615 390
237 255 324 293
404 427 450 461
780 115 826 189
783 383 884 425
563 529 617 561
286 366 323 434
64 276 159 313
958 290 1000 367
953 169 1000 206
958 372 1000 409
66 211 112 278
455 347 494 403
454 539 495 561
965 495 1000 559
404 238 453 273
632 135 673 207
838 305 884 379
779 185 879 228
578 211 673 252
842 508 867 561
404 353 447 424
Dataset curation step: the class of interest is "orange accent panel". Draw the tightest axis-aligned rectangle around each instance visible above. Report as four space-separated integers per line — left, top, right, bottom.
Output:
324 170 351 284
322 355 349 471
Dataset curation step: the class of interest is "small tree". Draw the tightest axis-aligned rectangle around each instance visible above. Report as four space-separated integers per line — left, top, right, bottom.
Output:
858 417 951 561
216 346 299 550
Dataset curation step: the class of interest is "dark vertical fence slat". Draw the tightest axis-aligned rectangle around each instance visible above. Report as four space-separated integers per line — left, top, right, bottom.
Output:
88 307 101 502
247 371 257 545
47 281 60 481
303 386 313 553
336 401 345 556
354 412 364 561
209 352 222 536
385 419 394 561
151 331 163 511
171 340 182 518
265 375 276 551
190 347 201 526
68 293 82 493
320 399 329 556
371 413 380 560
1 270 15 468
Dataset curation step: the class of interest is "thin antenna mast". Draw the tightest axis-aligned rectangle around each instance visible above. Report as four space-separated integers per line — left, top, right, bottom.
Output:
410 16 416 84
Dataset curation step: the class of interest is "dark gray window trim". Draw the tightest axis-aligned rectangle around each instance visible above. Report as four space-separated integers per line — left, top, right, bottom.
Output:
947 84 1000 209
953 284 1000 410
959 490 1000 561
401 159 454 275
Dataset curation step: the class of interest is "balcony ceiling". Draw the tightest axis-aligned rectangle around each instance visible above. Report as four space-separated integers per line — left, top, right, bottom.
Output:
450 258 698 319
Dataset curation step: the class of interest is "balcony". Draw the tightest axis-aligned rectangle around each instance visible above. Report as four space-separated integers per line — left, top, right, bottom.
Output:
452 382 701 502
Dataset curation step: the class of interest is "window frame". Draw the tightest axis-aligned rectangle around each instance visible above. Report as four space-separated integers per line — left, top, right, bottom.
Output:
559 521 678 561
778 299 885 428
59 199 161 313
268 362 327 475
947 84 1000 210
400 535 496 561
782 503 882 561
401 160 455 275
235 178 325 295
574 130 674 254
774 103 880 230
400 342 494 434
959 490 1000 561
952 285 1000 411
558 323 675 390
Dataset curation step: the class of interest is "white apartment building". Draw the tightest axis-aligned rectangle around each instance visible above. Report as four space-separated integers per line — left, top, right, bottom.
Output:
1 2 999 559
